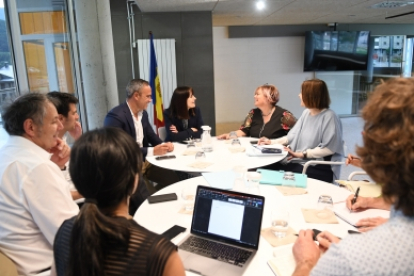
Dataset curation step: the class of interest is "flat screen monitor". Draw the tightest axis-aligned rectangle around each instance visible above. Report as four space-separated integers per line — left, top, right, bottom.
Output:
304 31 370 71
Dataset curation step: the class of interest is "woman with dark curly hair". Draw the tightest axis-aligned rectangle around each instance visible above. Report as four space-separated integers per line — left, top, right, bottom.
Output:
217 84 296 140
291 78 414 276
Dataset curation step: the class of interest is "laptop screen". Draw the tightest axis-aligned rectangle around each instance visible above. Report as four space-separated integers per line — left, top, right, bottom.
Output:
190 186 265 250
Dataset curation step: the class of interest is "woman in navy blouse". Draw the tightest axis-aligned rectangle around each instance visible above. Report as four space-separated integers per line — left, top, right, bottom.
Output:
163 86 204 142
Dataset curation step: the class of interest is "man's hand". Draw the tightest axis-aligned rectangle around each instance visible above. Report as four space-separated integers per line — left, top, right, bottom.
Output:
317 231 341 254
165 142 174 152
153 144 170 156
345 154 362 168
50 138 70 169
68 121 82 140
355 217 388 232
191 128 198 132
170 125 178 133
292 229 320 276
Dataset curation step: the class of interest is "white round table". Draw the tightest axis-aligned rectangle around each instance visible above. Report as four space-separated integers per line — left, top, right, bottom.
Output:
146 137 288 173
134 176 364 276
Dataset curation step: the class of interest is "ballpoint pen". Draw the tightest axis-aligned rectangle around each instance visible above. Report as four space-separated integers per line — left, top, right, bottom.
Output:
350 186 360 213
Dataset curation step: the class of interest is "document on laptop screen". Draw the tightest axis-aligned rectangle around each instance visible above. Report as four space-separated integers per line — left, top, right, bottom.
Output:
208 200 244 240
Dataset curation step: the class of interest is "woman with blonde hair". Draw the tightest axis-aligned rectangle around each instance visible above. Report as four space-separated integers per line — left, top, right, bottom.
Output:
218 84 296 139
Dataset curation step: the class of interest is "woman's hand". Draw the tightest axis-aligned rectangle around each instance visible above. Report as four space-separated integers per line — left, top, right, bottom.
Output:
317 231 341 253
284 147 304 160
345 154 362 167
170 125 178 133
258 137 271 145
217 133 229 140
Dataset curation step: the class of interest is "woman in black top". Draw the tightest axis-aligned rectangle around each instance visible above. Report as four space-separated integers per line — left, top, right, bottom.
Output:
52 128 185 276
218 84 296 140
163 86 204 142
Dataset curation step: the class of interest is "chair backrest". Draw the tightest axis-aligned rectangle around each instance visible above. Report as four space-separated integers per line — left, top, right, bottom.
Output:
158 127 166 141
0 251 18 276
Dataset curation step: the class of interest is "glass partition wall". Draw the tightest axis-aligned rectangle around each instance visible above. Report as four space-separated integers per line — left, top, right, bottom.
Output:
316 35 414 116
1 0 84 145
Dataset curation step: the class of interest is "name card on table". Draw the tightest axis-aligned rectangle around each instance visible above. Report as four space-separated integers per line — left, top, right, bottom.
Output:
256 169 307 188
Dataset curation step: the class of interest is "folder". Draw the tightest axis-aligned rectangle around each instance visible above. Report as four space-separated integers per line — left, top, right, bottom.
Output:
257 169 307 188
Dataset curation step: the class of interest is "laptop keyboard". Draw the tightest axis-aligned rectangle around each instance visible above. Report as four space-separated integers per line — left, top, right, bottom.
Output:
179 236 252 267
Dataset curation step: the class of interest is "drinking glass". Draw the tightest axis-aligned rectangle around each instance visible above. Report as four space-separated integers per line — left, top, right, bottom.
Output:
228 131 238 140
181 184 196 212
316 195 334 219
246 172 262 195
232 165 247 192
186 139 195 148
317 195 333 210
195 151 206 160
270 209 290 238
282 171 296 187
231 138 242 147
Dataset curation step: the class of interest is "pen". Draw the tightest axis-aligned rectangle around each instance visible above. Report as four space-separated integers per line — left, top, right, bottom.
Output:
350 186 360 213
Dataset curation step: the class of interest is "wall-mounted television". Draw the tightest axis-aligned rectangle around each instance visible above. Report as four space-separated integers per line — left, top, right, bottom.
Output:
304 31 371 71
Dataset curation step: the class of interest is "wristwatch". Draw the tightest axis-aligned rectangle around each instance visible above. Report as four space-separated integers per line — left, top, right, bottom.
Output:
302 149 308 159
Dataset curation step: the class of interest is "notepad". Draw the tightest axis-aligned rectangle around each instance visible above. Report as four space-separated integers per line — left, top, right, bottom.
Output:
257 169 307 188
268 244 296 276
333 202 390 227
335 180 382 197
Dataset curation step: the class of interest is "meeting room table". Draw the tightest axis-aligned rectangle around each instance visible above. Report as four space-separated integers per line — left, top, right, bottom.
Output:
133 176 377 276
145 137 288 173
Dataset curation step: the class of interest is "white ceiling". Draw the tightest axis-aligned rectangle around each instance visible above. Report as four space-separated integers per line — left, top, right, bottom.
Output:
134 0 414 26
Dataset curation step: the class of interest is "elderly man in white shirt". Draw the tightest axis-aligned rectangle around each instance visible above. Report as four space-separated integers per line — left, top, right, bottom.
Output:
0 93 79 276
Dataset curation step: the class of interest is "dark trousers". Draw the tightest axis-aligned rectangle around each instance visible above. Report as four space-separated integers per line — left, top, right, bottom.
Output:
265 162 334 183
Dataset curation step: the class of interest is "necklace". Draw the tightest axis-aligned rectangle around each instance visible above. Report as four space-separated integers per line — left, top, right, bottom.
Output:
261 107 274 116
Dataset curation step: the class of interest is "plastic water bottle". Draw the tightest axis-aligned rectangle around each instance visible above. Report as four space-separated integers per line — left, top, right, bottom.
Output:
201 125 213 152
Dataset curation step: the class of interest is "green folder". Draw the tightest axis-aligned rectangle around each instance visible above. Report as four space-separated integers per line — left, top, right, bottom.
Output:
257 169 307 188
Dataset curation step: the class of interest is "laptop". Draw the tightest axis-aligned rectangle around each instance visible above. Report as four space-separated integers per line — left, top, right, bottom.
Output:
178 185 265 276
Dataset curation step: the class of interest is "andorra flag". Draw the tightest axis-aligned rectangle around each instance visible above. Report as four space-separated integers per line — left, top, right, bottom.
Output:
149 32 164 131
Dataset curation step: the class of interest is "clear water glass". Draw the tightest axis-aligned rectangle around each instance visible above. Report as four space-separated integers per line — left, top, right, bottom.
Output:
316 194 334 219
187 139 195 148
317 195 333 210
231 138 242 147
181 184 196 211
229 131 238 140
232 165 247 192
282 171 296 187
271 209 290 238
195 151 206 160
246 171 262 195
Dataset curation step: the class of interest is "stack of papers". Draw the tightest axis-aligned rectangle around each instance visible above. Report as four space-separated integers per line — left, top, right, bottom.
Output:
336 180 382 197
202 171 235 190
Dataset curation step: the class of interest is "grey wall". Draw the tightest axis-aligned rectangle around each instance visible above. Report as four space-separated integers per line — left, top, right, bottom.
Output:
110 1 216 134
